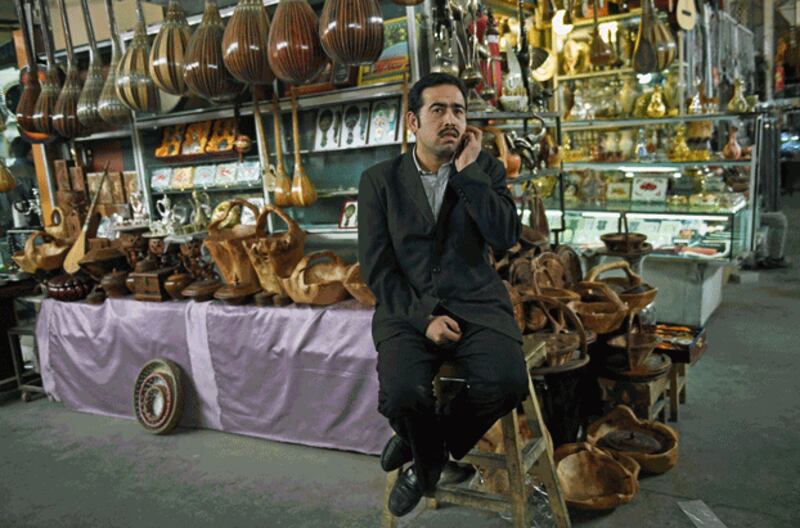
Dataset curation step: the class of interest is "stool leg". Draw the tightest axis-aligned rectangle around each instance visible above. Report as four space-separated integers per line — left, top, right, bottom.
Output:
522 376 571 528
8 333 25 392
669 366 679 422
381 470 398 528
500 411 529 528
679 364 687 404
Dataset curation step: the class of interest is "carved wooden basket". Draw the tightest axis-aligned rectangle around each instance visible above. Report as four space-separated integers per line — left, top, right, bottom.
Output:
554 442 640 510
281 250 349 305
586 260 657 312
133 358 184 435
244 204 306 297
12 231 69 273
569 281 628 334
343 263 376 307
587 405 679 474
204 199 260 289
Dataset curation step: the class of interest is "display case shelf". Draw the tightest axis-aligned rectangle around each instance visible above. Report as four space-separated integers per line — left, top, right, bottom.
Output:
135 81 405 129
544 199 747 218
467 111 559 125
74 128 135 143
154 184 263 196
569 8 643 28
563 160 753 170
557 68 636 82
562 112 764 131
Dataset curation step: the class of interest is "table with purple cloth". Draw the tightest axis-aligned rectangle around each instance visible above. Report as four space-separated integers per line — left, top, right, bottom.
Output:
35 297 392 455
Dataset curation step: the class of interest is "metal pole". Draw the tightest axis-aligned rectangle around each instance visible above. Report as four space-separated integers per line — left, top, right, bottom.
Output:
764 0 775 101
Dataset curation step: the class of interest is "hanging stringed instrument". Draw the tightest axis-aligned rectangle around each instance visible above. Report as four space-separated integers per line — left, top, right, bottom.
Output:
150 0 192 96
268 0 327 85
184 0 243 103
251 89 277 201
63 161 110 274
13 0 48 143
222 0 275 85
97 0 131 126
271 94 293 207
319 0 384 66
32 0 64 137
116 0 160 113
76 0 105 131
655 0 697 31
52 0 84 138
289 89 316 207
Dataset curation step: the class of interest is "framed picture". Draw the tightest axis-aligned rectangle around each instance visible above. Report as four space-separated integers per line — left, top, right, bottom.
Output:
632 176 668 202
340 103 370 148
368 99 399 145
338 200 358 229
357 16 410 86
314 106 343 151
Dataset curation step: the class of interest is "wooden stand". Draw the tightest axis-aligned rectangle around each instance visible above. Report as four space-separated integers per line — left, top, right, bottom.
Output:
668 362 689 421
126 267 175 302
381 343 571 528
597 373 670 423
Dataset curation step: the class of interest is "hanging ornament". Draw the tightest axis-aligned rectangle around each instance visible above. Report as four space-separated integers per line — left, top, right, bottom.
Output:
184 0 244 103
222 0 275 84
268 0 327 84
150 0 192 96
76 0 106 131
319 0 384 66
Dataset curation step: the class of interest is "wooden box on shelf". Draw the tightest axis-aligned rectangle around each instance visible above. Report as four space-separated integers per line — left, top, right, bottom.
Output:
54 160 72 191
126 267 175 302
70 166 87 194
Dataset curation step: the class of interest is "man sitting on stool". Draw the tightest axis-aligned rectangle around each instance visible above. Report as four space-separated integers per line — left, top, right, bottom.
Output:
357 73 528 517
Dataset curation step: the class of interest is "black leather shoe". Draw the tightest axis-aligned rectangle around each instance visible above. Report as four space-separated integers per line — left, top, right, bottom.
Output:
439 461 477 486
380 435 412 472
388 466 425 517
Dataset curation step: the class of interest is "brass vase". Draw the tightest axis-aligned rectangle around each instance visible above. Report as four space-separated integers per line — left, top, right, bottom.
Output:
184 0 244 103
319 0 384 66
149 0 192 96
76 0 106 131
222 0 275 85
268 0 327 85
116 0 160 113
97 0 131 125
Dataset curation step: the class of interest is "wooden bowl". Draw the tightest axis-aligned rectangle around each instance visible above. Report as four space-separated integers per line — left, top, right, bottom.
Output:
600 232 647 253
568 300 627 334
554 442 640 510
586 405 679 474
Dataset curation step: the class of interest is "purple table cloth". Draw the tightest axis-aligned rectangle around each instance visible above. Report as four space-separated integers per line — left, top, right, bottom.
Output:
36 297 392 455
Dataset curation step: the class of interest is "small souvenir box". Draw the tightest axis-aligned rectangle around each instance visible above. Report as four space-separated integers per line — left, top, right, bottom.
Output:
314 106 343 151
171 167 195 190
193 165 216 187
340 103 370 148
215 163 238 186
205 118 236 153
632 176 668 202
237 161 261 184
605 181 631 201
150 168 172 191
87 172 114 204
368 99 399 145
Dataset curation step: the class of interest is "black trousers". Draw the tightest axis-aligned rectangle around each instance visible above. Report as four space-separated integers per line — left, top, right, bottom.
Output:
376 312 529 491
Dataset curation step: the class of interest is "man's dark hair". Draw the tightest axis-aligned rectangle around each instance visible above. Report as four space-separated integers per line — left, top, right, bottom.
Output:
11 137 31 160
408 73 468 118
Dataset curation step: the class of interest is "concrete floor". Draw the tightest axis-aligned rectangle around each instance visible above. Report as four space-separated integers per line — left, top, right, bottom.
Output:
2 197 800 528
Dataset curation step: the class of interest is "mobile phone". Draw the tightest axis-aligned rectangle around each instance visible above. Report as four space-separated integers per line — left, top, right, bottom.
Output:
455 135 469 159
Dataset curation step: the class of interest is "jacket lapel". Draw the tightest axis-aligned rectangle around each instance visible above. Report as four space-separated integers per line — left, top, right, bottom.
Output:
398 152 435 226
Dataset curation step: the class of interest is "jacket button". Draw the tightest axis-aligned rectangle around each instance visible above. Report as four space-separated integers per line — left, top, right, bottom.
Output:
433 266 441 274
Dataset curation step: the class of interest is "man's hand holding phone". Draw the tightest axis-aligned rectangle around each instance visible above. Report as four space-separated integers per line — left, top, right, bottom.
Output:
454 125 483 172
425 315 462 346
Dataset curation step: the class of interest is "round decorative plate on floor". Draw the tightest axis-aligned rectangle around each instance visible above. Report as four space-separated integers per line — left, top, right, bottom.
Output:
133 358 184 434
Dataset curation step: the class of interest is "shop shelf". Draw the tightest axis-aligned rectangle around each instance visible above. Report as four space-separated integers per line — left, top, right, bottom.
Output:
561 112 765 131
467 111 559 126
74 128 134 143
507 168 562 184
544 199 747 218
563 160 753 171
153 184 263 196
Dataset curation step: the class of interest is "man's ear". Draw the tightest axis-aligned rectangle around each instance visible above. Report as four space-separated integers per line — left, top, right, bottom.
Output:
406 111 419 134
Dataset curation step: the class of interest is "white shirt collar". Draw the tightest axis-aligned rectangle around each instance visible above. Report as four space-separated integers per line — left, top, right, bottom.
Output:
413 146 453 176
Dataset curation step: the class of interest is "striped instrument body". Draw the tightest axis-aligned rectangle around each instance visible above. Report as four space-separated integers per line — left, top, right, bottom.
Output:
319 0 384 66
76 0 105 131
116 0 159 113
268 0 326 85
13 0 41 136
52 0 84 138
184 0 243 102
149 0 191 96
32 0 63 136
97 0 131 125
222 0 274 85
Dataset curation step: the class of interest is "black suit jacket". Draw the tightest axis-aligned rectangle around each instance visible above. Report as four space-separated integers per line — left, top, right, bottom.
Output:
357 150 522 348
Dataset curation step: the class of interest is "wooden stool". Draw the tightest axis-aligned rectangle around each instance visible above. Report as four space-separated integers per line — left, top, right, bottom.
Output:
7 325 44 402
668 363 688 421
597 373 670 423
380 342 571 528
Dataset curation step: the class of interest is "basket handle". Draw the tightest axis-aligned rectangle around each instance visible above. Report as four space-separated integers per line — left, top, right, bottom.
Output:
575 280 627 312
50 207 65 227
255 204 302 238
585 260 641 286
516 293 588 359
24 231 54 257
208 199 259 234
290 250 344 289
